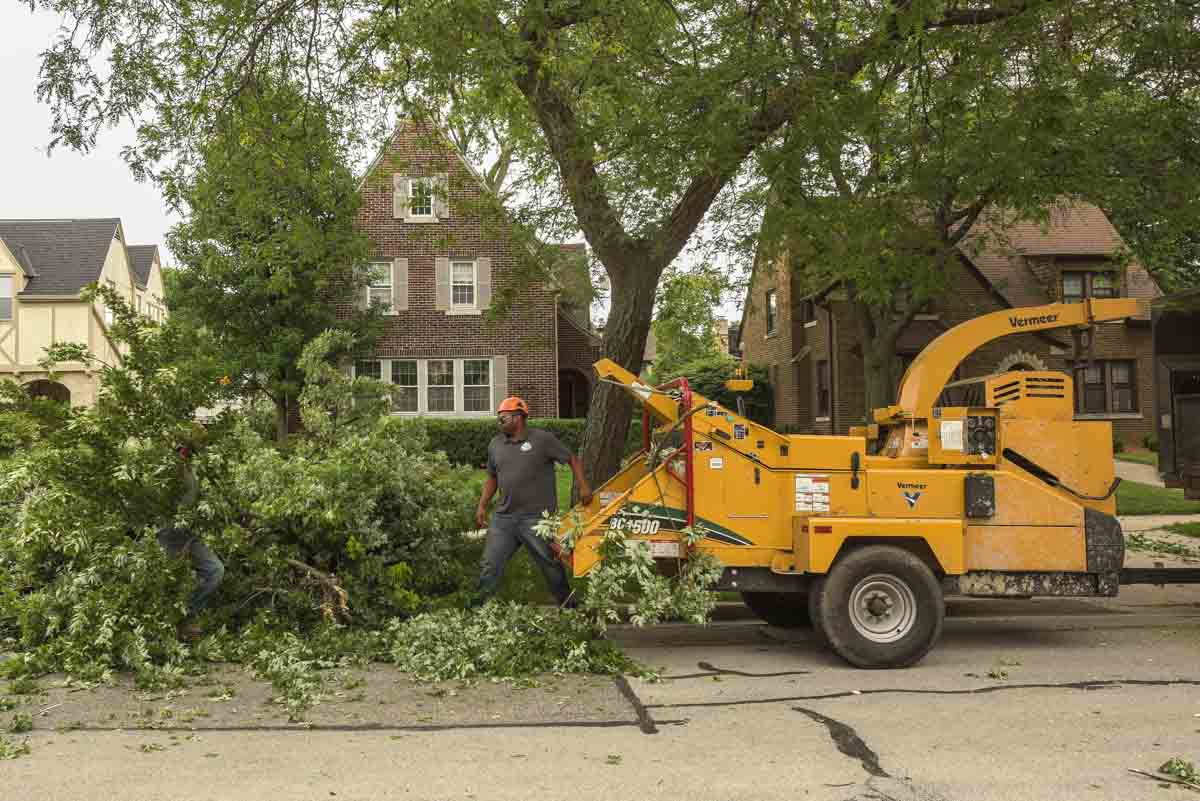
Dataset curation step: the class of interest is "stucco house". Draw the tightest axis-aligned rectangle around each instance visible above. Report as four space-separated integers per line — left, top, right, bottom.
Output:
0 218 167 406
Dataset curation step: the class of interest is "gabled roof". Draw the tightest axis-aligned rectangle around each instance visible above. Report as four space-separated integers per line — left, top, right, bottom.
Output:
0 218 121 296
126 244 159 289
956 203 1161 312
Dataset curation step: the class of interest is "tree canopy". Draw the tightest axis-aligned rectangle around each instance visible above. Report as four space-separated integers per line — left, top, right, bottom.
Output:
27 0 1200 465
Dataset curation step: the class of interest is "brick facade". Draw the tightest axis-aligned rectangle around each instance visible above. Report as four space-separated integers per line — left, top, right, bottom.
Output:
741 204 1159 447
348 120 597 419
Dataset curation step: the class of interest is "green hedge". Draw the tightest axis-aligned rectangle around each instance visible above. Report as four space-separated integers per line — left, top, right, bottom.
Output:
423 417 645 467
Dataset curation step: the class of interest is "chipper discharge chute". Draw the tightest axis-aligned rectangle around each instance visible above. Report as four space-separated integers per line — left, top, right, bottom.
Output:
557 298 1200 669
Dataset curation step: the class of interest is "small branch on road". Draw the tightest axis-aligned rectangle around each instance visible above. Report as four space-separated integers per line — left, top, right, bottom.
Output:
1128 768 1200 793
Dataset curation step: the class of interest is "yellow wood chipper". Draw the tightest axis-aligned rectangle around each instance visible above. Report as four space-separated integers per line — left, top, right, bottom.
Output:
557 298 1200 669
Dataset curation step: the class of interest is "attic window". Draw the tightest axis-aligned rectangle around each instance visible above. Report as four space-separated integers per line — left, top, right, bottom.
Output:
410 178 434 218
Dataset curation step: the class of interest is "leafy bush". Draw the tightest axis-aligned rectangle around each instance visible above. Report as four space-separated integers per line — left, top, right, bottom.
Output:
1143 434 1159 452
423 417 644 466
1113 435 1125 453
659 355 773 426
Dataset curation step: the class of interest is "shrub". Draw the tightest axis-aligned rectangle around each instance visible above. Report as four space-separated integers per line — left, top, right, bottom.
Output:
659 355 773 426
423 417 644 467
1113 435 1125 453
1143 434 1159 452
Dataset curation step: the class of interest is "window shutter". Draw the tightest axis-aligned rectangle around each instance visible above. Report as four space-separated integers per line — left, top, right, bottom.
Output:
493 355 508 410
392 175 409 220
434 174 450 220
477 257 492 309
392 258 408 312
435 257 451 311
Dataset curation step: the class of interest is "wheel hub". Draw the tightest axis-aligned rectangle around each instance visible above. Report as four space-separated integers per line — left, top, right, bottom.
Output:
848 574 917 643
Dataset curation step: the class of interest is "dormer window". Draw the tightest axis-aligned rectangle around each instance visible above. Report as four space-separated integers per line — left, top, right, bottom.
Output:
1063 270 1118 303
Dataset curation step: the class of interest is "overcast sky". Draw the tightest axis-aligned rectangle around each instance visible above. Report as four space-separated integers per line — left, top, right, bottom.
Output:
0 6 178 258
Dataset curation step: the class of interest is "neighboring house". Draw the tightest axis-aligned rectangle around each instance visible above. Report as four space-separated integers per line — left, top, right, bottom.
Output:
0 219 167 406
740 203 1160 447
347 121 602 420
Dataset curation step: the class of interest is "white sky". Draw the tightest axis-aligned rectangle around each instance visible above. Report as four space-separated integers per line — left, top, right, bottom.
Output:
0 7 178 257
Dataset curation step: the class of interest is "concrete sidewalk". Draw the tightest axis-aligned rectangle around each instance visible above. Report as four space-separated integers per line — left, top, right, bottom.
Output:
1115 459 1164 487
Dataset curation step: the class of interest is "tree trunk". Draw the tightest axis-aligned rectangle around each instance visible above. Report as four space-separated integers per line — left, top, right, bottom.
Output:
580 266 661 486
275 397 289 446
853 299 903 421
862 336 899 417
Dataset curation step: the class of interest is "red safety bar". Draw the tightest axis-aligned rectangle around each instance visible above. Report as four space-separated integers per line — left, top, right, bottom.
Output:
642 377 695 528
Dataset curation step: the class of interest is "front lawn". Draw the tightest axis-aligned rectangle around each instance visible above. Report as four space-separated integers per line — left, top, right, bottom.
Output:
1116 480 1200 515
1116 450 1159 467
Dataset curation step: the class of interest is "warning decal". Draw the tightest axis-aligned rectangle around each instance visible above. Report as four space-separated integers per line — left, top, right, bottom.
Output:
694 441 713 452
733 424 748 440
794 474 831 513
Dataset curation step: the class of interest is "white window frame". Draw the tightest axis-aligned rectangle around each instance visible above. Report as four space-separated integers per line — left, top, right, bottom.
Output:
0 275 12 321
409 177 435 219
390 359 419 413
450 260 477 312
352 357 494 417
462 358 492 414
366 261 393 312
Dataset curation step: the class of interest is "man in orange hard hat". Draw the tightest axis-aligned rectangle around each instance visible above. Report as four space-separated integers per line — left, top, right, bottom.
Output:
475 396 593 607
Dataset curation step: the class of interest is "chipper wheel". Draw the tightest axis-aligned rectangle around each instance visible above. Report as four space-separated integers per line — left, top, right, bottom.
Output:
740 591 811 628
812 545 944 669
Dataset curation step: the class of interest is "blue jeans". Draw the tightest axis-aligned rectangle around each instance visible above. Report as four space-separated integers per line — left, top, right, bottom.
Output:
478 512 571 605
157 527 225 617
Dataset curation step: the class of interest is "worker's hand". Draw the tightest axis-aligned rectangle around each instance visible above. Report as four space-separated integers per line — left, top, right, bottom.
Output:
475 506 488 529
580 490 594 506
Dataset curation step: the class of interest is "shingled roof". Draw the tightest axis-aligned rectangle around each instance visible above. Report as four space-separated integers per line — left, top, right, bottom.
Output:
126 244 159 289
0 218 122 296
956 203 1161 313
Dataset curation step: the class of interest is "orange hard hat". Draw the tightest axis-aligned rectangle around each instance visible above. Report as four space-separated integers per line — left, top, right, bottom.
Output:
496 396 529 415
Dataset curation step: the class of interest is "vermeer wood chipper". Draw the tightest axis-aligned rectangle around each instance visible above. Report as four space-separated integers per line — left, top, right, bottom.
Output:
557 298 1200 668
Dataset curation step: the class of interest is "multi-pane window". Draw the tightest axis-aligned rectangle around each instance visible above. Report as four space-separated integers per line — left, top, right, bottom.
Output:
1063 270 1118 303
816 360 831 418
0 275 12 321
1076 360 1136 414
766 289 778 334
451 261 476 308
799 299 815 324
463 360 491 412
355 358 494 415
410 178 434 218
427 359 455 412
391 360 418 412
367 262 392 311
355 359 382 381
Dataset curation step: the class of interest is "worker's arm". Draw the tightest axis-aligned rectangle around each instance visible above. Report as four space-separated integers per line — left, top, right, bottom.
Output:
475 476 497 529
568 454 594 506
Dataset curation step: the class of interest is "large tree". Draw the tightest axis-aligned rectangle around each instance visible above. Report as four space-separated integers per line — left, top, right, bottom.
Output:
31 0 1196 478
753 4 1200 413
165 81 379 442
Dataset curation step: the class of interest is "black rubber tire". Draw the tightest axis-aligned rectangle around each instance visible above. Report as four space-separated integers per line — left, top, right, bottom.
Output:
807 577 828 646
740 591 811 628
815 545 944 669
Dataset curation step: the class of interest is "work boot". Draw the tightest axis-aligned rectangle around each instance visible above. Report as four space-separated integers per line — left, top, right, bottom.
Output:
178 622 203 642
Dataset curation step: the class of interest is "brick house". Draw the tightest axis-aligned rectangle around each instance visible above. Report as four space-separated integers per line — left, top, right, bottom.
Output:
0 218 167 406
347 121 601 419
740 203 1161 448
